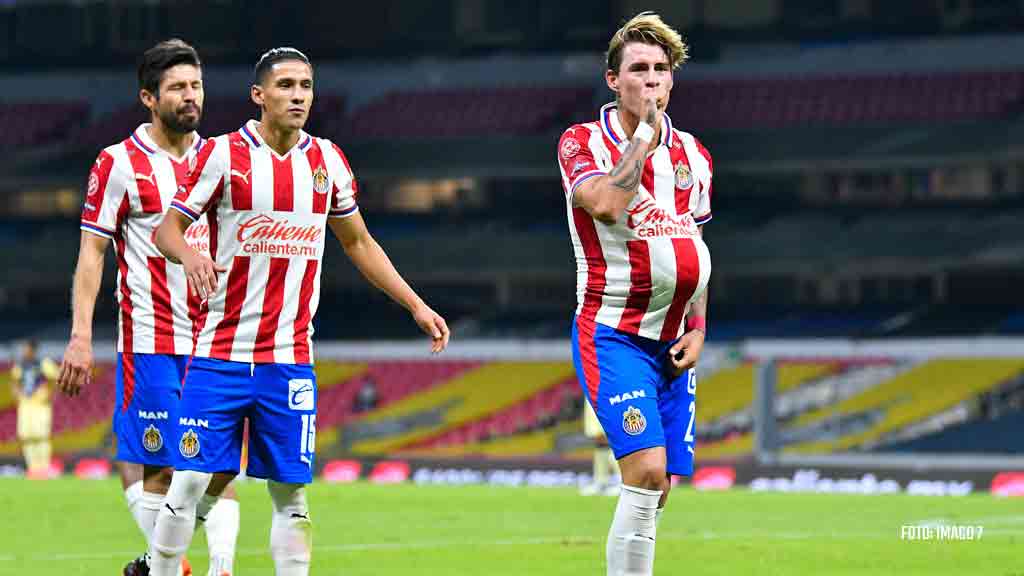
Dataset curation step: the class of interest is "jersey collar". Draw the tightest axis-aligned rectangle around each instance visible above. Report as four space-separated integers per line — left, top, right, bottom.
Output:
599 102 674 149
130 123 202 163
240 119 313 158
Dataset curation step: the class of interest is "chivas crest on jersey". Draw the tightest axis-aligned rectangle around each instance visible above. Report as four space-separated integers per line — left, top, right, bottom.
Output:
142 424 163 452
312 166 330 195
674 161 693 189
622 405 647 436
179 429 200 458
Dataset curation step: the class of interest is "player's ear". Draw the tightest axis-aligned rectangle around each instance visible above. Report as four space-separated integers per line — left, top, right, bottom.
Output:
250 84 263 107
605 69 619 95
139 88 157 112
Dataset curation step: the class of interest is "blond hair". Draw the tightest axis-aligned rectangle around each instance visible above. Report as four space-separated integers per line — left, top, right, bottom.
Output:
606 12 688 73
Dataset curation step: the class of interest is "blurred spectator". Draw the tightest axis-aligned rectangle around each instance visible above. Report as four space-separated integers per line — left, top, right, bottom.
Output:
353 376 379 413
11 340 58 479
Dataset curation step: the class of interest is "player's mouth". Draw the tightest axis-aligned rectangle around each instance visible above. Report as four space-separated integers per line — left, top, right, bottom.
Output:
288 107 306 115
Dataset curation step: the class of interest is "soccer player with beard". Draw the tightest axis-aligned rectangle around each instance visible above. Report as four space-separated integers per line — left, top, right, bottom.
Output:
58 39 240 576
146 47 450 576
556 13 713 575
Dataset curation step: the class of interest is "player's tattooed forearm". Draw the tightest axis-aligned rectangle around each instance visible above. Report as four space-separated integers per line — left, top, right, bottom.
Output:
610 160 642 191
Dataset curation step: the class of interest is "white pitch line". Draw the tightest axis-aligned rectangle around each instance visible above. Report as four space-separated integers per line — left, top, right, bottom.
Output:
8 527 1018 563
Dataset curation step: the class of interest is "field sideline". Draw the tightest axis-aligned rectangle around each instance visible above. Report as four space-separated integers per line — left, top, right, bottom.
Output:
1 478 1021 575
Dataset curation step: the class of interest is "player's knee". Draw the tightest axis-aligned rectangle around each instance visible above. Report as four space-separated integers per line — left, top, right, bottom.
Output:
206 471 237 498
170 469 213 504
144 465 174 491
268 481 312 565
625 461 667 491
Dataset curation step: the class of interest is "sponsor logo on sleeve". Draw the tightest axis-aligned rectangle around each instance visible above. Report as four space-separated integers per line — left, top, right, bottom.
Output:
560 137 581 159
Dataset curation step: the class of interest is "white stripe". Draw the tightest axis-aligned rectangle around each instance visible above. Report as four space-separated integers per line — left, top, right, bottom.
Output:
231 258 267 363
250 149 274 212
291 148 314 216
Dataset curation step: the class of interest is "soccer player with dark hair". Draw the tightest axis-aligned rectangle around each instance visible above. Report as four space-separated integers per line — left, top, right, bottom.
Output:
58 38 240 576
556 13 713 575
146 47 449 575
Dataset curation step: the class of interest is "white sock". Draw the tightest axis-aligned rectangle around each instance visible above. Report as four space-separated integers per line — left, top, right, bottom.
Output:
125 481 150 542
606 484 662 576
149 470 212 576
137 491 166 544
268 480 312 576
202 497 240 576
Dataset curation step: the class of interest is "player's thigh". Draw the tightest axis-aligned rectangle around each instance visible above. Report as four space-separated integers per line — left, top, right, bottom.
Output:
175 357 249 474
113 353 184 467
573 319 666 461
617 446 668 490
659 367 697 477
248 363 317 484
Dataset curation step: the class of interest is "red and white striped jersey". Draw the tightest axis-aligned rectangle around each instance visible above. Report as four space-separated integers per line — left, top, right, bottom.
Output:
557 103 713 342
171 120 358 365
80 124 211 355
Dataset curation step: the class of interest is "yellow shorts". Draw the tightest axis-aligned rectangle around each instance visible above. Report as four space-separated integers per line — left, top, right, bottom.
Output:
17 397 52 440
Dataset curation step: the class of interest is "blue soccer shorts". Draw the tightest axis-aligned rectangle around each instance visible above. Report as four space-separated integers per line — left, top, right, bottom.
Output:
113 353 187 467
571 316 698 477
173 357 317 484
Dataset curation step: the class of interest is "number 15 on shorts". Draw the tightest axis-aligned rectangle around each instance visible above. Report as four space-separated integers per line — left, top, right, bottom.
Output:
300 414 316 466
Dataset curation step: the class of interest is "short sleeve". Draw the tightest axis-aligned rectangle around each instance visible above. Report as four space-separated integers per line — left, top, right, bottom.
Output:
326 142 358 219
693 137 713 225
80 150 127 239
557 126 605 201
170 138 225 222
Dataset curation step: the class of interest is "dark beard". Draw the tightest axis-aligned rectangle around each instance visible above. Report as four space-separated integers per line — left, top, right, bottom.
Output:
159 106 201 134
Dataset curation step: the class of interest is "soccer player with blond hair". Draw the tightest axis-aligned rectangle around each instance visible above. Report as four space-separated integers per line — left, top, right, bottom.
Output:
556 12 712 575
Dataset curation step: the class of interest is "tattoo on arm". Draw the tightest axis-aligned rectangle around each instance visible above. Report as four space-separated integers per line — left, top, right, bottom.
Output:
607 138 645 192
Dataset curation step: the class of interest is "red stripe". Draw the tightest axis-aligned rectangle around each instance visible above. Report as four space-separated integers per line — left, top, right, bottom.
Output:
229 133 252 210
272 155 294 211
694 137 714 201
252 258 289 363
659 238 701 341
177 138 219 204
121 352 136 412
81 150 115 223
331 143 358 197
307 142 328 214
670 143 692 214
292 260 319 364
575 316 601 405
210 256 250 359
113 195 133 355
617 240 652 334
125 140 163 213
571 207 606 322
147 256 175 354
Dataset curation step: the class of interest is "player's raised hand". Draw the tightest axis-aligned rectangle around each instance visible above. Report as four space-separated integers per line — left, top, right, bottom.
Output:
182 252 227 300
668 329 705 377
644 95 659 126
412 303 450 354
58 335 93 397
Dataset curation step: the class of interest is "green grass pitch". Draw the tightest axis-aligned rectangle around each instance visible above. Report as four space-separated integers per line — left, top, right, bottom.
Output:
1 477 1021 575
